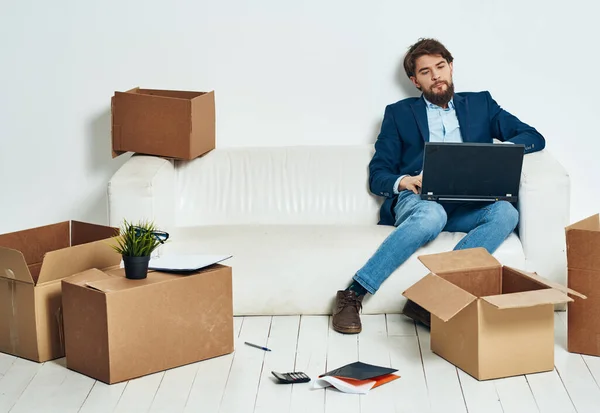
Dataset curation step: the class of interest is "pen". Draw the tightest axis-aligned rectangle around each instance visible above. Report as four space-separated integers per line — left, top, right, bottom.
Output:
244 341 272 352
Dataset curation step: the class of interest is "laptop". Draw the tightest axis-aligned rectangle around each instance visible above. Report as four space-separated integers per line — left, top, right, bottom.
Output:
420 142 525 203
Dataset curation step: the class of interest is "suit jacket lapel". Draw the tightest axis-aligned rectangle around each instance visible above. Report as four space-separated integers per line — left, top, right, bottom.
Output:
453 93 470 142
411 97 429 142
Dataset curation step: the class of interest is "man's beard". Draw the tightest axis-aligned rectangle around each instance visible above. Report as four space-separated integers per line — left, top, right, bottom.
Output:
422 81 454 107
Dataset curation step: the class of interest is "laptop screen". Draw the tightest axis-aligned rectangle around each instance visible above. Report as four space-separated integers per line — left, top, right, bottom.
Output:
420 142 524 201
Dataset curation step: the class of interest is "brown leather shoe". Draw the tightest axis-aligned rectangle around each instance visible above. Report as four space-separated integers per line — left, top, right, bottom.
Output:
402 299 431 327
332 290 364 334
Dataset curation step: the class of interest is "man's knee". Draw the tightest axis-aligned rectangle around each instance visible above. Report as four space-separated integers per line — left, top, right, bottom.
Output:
416 202 447 237
489 201 519 232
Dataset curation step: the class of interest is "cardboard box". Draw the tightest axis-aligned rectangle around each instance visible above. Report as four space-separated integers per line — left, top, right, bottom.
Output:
0 221 119 362
62 264 233 384
403 248 584 380
566 214 600 356
111 88 215 160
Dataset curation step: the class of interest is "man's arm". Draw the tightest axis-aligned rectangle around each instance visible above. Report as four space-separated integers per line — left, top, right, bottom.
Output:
368 105 403 198
486 91 545 154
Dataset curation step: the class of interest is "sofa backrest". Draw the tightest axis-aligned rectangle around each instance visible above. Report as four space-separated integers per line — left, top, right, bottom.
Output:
175 145 383 226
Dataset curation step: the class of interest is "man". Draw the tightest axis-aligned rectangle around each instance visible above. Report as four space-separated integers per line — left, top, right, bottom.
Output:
332 38 545 334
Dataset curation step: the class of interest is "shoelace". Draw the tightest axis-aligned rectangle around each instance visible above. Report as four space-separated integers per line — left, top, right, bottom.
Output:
339 293 362 311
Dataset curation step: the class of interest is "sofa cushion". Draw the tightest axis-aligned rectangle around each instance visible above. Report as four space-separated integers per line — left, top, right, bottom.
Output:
161 226 524 315
176 145 382 226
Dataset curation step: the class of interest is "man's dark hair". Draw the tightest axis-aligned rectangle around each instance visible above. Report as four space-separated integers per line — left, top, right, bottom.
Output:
403 38 454 78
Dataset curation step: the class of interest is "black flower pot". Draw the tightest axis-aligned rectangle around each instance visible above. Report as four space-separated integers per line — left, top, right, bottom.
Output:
123 255 151 280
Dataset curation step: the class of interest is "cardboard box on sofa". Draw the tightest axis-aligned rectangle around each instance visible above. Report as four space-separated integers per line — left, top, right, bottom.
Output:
0 221 119 362
566 213 600 356
111 88 215 160
62 264 233 384
403 248 584 381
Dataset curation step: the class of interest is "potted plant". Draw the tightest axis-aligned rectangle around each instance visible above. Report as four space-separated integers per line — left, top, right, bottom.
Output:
111 219 169 280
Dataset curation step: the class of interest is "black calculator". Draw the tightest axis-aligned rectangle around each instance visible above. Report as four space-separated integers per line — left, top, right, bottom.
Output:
271 371 311 384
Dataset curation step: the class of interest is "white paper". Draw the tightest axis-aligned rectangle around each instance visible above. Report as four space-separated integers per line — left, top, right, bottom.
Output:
311 377 376 394
148 254 232 272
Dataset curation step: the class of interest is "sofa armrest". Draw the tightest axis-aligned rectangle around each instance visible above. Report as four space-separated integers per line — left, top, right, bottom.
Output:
107 155 176 230
517 149 570 285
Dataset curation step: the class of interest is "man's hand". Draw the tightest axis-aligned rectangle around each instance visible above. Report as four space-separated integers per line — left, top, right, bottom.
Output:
399 174 422 194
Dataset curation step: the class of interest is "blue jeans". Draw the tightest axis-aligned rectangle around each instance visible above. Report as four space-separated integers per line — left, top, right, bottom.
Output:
354 191 519 294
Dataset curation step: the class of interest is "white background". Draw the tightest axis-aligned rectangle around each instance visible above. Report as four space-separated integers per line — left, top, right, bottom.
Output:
1 0 598 233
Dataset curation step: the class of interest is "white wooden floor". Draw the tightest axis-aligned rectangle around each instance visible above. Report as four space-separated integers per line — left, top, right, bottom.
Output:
0 312 599 413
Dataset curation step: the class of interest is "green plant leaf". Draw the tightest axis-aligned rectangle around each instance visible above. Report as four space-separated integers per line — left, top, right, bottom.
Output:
108 218 167 257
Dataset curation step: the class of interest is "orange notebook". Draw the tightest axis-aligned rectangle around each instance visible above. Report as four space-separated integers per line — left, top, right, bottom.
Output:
335 373 400 389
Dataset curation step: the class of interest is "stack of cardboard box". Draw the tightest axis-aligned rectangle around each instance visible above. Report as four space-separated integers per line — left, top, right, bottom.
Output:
0 220 234 384
0 221 118 362
0 88 232 384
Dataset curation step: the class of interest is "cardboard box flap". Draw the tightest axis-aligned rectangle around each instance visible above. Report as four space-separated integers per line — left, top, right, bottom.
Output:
136 88 206 100
482 288 573 309
402 273 477 322
37 240 121 285
418 248 500 274
70 221 117 247
566 214 599 231
0 221 70 266
503 267 586 299
0 247 34 284
63 268 113 287
85 272 169 293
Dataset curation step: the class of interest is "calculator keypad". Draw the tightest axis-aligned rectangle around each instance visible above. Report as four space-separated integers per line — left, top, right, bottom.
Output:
272 371 311 383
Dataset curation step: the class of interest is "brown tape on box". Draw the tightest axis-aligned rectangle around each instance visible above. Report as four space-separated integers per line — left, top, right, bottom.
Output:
5 270 19 354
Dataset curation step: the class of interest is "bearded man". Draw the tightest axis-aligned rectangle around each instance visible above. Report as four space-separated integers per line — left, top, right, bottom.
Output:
332 38 545 334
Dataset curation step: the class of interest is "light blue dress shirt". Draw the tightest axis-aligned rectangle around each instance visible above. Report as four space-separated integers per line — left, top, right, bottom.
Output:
423 97 463 144
393 97 463 193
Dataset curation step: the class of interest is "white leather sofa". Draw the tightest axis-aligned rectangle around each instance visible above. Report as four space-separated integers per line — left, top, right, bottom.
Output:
107 145 570 315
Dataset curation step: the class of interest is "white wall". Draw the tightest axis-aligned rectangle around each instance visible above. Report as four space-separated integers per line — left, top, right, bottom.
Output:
1 0 598 234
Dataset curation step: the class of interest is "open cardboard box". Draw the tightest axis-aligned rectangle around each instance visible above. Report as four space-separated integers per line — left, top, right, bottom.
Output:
566 213 600 356
111 87 215 160
62 264 234 384
403 248 585 380
0 221 119 362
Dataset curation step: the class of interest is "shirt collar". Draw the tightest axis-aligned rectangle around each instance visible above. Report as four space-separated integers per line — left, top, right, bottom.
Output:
423 95 455 110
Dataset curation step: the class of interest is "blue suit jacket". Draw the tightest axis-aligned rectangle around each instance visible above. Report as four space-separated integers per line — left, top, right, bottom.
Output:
369 91 546 226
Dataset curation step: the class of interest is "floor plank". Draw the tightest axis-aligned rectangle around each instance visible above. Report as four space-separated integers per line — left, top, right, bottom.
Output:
415 324 466 413
324 317 359 413
184 316 244 413
358 314 396 413
113 372 165 413
387 334 431 413
78 381 128 413
582 354 600 391
39 359 96 413
0 353 16 377
494 375 539 413
254 316 301 413
386 314 416 336
554 312 600 413
148 363 199 413
526 370 576 413
219 316 272 413
290 316 328 413
9 358 94 413
0 358 43 413
457 370 503 413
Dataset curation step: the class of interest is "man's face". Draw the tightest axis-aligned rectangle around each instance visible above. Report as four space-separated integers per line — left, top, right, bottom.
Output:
410 54 454 107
